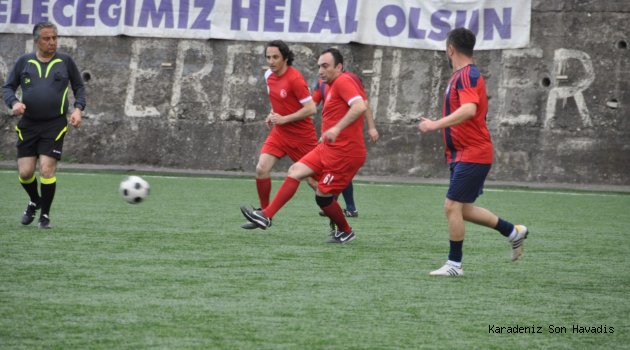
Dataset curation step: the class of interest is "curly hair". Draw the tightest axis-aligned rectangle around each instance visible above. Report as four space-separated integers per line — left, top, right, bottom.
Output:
265 40 294 66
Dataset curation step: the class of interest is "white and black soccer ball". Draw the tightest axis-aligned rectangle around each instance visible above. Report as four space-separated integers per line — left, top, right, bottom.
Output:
119 176 150 204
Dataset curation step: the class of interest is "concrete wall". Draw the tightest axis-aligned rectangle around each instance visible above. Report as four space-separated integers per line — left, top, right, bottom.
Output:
1 1 629 185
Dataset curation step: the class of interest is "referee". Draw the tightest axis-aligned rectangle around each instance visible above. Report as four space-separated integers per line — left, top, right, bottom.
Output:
2 21 86 229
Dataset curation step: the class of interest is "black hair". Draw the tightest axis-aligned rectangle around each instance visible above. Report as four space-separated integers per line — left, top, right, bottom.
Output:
446 28 476 57
320 47 344 67
33 21 57 41
265 40 294 66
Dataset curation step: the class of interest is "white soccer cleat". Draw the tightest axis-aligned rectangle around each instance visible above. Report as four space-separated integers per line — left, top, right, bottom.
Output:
510 225 529 261
429 261 464 277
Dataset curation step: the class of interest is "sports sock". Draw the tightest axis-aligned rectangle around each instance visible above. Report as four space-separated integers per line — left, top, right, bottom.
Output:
448 240 463 264
262 176 299 218
19 175 41 204
40 176 57 216
341 182 356 212
321 199 351 233
447 260 462 268
495 218 515 238
256 177 272 209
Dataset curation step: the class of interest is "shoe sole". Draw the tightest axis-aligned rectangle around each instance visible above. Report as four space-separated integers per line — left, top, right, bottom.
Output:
240 222 258 230
341 234 355 243
326 233 355 244
429 270 464 277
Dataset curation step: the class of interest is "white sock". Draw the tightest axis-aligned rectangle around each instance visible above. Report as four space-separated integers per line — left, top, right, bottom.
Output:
447 260 462 268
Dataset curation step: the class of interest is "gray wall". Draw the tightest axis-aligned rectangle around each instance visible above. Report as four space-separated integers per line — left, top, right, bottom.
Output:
1 1 629 185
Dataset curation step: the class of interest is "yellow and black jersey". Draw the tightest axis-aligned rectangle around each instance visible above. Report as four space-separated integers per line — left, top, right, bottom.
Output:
2 52 86 121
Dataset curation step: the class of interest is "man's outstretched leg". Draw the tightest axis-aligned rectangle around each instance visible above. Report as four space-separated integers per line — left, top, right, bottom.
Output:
241 162 314 229
241 176 300 229
462 204 529 261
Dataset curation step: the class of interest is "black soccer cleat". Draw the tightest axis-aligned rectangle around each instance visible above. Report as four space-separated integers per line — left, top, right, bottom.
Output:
343 209 359 218
326 230 355 244
241 208 266 230
240 206 272 230
21 201 40 225
38 214 51 229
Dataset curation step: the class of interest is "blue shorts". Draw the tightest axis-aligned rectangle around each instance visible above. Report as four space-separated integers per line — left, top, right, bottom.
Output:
446 162 491 203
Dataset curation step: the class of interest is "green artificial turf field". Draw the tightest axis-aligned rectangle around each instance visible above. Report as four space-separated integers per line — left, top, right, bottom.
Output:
1 170 629 349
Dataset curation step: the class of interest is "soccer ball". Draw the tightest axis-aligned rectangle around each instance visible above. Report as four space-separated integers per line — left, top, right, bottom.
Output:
119 176 150 204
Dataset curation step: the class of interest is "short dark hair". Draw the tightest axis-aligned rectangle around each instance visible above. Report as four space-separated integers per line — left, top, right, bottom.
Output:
33 21 57 41
446 28 475 57
320 48 344 67
265 40 294 66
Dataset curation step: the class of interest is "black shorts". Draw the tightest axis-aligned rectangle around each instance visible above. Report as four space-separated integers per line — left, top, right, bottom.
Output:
446 162 492 203
16 117 68 160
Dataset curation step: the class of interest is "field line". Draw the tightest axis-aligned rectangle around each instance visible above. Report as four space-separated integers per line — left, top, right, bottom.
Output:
1 169 627 198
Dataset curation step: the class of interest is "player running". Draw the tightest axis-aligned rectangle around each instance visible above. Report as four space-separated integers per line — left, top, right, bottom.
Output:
312 71 379 223
418 28 529 276
241 48 367 243
240 40 318 230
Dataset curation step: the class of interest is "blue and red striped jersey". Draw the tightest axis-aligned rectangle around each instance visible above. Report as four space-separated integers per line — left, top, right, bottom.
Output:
442 64 493 164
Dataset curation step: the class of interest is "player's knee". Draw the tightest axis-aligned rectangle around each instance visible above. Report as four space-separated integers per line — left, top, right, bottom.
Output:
286 164 303 179
443 199 462 217
315 195 334 208
255 163 270 177
443 202 453 215
18 166 35 180
39 165 57 179
287 162 298 174
18 170 35 180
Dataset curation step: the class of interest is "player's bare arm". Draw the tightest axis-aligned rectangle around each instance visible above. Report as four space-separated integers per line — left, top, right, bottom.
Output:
323 98 367 143
364 101 379 142
268 100 316 126
418 102 477 133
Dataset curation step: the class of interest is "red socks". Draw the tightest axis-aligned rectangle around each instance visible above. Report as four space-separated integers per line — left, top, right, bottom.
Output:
262 177 300 218
321 200 351 233
256 177 272 209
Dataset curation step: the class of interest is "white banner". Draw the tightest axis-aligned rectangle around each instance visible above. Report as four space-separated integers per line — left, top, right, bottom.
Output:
0 0 530 50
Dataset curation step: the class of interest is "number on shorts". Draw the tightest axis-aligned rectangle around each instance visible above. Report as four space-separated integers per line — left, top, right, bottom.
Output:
323 173 335 185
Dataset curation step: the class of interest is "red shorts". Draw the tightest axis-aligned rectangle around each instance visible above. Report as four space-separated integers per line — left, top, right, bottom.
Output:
300 143 366 195
260 128 318 162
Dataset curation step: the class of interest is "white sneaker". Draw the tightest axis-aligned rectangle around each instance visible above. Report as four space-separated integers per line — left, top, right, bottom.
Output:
510 225 529 261
429 261 464 277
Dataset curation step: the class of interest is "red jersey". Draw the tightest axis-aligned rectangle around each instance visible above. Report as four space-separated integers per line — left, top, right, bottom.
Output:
265 66 316 140
442 64 493 164
312 71 363 105
319 72 366 156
